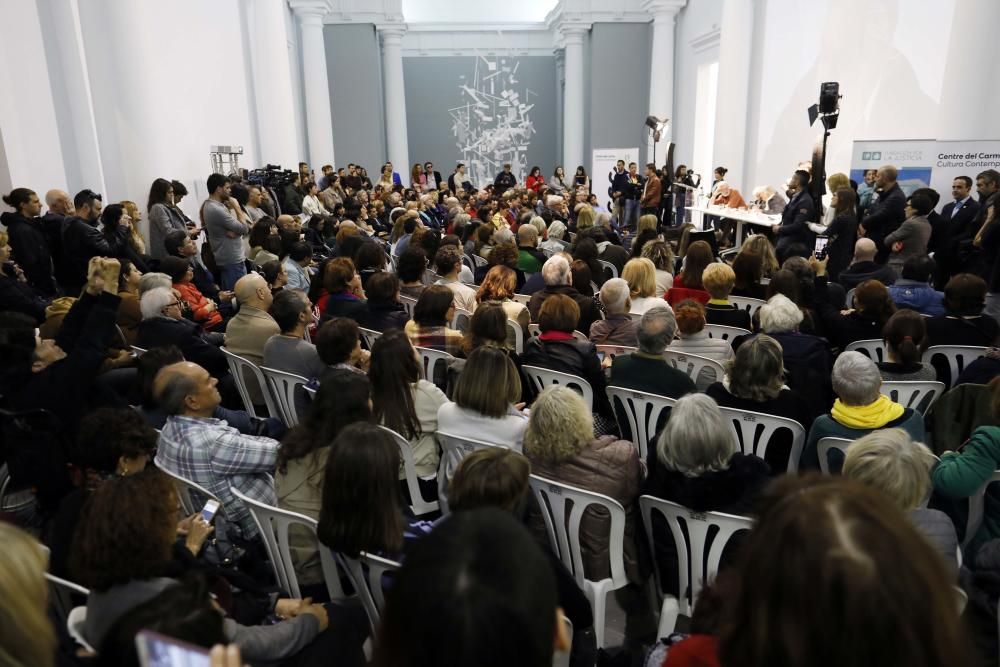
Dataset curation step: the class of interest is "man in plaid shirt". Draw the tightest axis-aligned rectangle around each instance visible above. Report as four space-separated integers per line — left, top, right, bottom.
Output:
154 361 279 539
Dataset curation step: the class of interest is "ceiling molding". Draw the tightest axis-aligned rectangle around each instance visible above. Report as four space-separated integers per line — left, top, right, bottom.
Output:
690 26 721 53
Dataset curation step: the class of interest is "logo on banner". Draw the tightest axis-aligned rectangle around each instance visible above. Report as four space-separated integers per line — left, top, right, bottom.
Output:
862 151 881 161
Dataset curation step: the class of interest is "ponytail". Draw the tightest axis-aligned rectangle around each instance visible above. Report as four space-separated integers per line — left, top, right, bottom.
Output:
883 310 927 366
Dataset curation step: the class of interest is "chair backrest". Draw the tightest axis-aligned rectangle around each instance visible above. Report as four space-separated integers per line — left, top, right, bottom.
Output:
879 380 946 414
260 366 310 427
661 350 726 387
130 345 148 356
461 253 475 272
67 606 94 653
512 293 532 305
598 259 618 280
923 345 988 389
450 307 473 332
436 431 507 506
606 387 676 460
728 296 765 316
521 365 594 410
472 254 488 268
221 347 279 419
717 406 806 473
528 323 542 338
334 550 402 634
964 470 1000 547
229 486 346 601
816 436 855 475
414 346 456 383
506 319 525 354
398 294 417 318
529 475 628 590
845 338 886 363
159 466 222 516
703 324 752 341
45 573 89 630
379 426 440 516
639 495 753 617
358 327 382 351
596 344 637 362
845 287 856 308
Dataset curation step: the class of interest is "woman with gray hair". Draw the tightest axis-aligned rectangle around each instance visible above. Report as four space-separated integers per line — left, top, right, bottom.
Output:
643 393 770 594
588 278 638 346
843 429 959 575
538 219 568 255
802 351 925 471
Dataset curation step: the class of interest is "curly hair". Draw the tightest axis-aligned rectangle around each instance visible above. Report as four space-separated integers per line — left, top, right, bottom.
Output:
477 265 517 302
523 386 593 463
675 299 707 336
71 468 178 591
488 241 519 269
72 408 158 473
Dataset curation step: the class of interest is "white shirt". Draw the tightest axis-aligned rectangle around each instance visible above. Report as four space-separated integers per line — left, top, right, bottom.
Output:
301 194 329 217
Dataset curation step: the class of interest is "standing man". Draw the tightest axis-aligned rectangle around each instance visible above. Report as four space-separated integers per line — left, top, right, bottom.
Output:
935 176 979 287
772 169 816 260
640 163 662 219
317 164 334 191
859 165 906 263
203 173 250 290
42 189 75 290
245 185 267 223
0 188 57 296
610 159 628 227
449 164 472 194
62 189 130 295
622 162 644 231
494 163 517 197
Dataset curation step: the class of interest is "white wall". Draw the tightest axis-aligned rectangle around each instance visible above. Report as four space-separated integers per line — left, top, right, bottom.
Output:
672 0 722 181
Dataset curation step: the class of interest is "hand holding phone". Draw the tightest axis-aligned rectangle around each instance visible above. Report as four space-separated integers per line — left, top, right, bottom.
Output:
135 630 210 667
813 236 830 260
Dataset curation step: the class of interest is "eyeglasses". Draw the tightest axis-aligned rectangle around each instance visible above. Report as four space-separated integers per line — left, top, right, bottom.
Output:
163 301 182 310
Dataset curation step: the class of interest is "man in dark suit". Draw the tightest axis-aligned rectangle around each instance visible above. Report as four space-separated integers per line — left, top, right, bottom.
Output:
773 169 816 260
610 159 628 226
859 165 906 263
640 163 662 218
934 176 980 287
424 162 443 191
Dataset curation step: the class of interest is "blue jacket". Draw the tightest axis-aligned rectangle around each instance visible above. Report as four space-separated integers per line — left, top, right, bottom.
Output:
888 280 945 316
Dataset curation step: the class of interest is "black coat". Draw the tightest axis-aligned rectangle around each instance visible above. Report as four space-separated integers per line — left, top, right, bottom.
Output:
526 285 602 335
520 336 613 418
775 189 816 255
824 213 858 281
862 182 906 259
814 276 887 349
357 301 410 333
0 211 57 296
136 316 228 377
41 212 73 289
0 273 49 323
704 302 752 331
61 217 130 292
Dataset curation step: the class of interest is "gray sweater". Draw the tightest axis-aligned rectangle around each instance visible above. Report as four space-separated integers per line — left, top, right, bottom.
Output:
204 199 249 265
148 203 188 259
884 214 931 273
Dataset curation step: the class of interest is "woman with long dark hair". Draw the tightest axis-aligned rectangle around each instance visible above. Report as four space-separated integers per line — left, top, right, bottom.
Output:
146 178 190 259
101 204 149 272
824 187 858 282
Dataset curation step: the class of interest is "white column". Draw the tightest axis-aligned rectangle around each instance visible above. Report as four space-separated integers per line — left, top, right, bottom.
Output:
291 0 335 168
712 0 754 193
379 25 410 179
247 0 299 167
644 0 686 165
554 48 565 168
936 0 1000 139
561 26 588 173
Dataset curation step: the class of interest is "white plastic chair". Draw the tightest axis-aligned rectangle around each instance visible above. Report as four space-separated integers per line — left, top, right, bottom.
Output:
728 296 765 316
639 495 753 636
596 344 637 362
333 550 402 635
879 380 946 414
661 350 726 387
461 254 475 273
450 307 473 331
379 426 440 516
359 327 382 351
817 436 854 475
512 293 532 305
436 431 507 509
703 324 751 341
260 366 310 427
472 254 488 269
507 319 525 354
159 466 223 516
922 345 988 389
521 365 594 410
130 345 148 356
598 259 619 280
963 470 1000 548
398 294 417 318
46 573 89 631
221 347 279 419
717 406 806 473
530 475 629 649
845 338 886 362
526 324 589 342
229 486 347 601
414 346 456 383
606 387 676 460
67 606 95 653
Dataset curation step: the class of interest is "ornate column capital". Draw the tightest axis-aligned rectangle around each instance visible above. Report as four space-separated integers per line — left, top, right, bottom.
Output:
641 0 687 22
376 23 407 46
288 0 332 25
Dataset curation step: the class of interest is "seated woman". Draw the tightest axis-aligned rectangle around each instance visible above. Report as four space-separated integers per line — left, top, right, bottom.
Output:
405 284 464 357
621 257 661 315
878 309 936 381
706 334 813 470
640 240 674 298
1 523 56 667
160 256 224 331
276 370 372 590
475 241 525 291
317 422 434 561
317 257 368 324
370 331 448 505
396 246 428 299
354 240 388 290
260 258 288 295
814 264 896 350
926 273 1000 349
802 351 925 471
116 259 143 344
702 262 752 330
667 240 713 306
357 271 409 333
520 294 615 424
932 378 1000 555
730 247 768 301
643 393 770 595
589 278 639 347
476 265 530 340
843 428 959 575
670 299 734 390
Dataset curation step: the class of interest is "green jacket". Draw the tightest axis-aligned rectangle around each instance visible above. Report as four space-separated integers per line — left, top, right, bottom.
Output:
802 409 925 471
932 426 1000 553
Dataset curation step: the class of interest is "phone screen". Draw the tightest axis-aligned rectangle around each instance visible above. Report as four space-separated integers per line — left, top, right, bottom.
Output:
135 630 210 667
596 351 605 362
201 499 220 523
814 236 830 258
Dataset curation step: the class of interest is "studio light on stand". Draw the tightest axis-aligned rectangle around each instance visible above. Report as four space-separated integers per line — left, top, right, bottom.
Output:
645 116 671 166
807 82 841 215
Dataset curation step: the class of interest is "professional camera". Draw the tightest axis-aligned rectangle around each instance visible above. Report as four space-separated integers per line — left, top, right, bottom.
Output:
246 164 298 190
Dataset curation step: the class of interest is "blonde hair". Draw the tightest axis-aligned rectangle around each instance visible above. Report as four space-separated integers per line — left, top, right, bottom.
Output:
843 429 937 511
575 205 595 231
743 235 779 277
523 386 594 463
637 214 658 235
827 172 851 193
621 258 656 299
0 523 55 667
702 262 736 300
0 229 8 246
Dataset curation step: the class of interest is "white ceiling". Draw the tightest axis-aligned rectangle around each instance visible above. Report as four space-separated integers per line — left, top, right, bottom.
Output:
400 0 559 24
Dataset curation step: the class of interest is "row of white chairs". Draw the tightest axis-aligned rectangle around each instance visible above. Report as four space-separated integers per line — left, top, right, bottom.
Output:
844 341 987 389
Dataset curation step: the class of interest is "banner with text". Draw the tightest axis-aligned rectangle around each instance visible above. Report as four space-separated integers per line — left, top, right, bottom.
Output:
593 148 639 215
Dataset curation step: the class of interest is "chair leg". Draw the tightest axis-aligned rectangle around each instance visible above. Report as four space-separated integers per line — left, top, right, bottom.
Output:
657 597 680 638
586 585 609 649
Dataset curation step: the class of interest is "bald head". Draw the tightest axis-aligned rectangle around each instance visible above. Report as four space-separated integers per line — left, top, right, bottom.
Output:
876 166 898 190
153 361 220 416
45 189 73 216
277 214 300 233
854 238 878 262
234 272 272 310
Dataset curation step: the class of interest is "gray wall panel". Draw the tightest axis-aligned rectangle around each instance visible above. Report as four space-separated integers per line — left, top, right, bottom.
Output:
324 24 386 172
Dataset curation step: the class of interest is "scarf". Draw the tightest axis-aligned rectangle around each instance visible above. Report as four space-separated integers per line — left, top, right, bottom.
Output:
538 330 574 342
831 394 904 429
